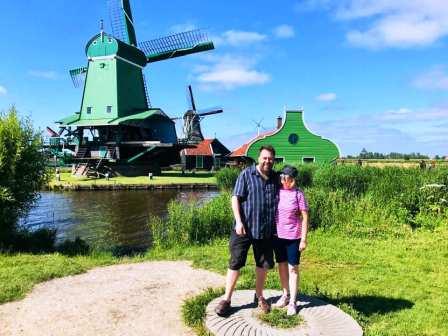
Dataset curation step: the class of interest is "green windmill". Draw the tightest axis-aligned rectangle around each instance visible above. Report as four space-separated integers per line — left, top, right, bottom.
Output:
56 0 215 176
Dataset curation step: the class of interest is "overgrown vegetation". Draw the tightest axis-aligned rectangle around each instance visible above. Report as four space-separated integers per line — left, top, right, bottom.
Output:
162 166 448 249
149 192 233 247
0 107 50 251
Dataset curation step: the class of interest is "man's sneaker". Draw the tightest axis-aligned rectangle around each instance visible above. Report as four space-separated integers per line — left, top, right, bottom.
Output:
215 300 231 317
272 294 290 308
286 303 297 316
258 296 271 314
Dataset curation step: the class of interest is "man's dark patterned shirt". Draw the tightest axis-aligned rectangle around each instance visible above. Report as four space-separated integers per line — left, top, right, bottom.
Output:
232 165 279 239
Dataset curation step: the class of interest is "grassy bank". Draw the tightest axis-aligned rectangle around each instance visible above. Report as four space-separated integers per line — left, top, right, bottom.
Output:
47 171 216 189
2 228 446 335
2 165 447 335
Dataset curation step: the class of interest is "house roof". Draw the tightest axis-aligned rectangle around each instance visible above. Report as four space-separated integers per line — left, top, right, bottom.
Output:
182 138 231 156
229 131 275 157
182 139 215 156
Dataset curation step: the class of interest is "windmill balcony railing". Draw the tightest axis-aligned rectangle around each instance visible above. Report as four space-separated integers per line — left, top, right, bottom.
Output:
88 146 117 160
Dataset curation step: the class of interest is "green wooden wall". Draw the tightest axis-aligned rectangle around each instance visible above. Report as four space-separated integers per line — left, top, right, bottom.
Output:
246 110 339 164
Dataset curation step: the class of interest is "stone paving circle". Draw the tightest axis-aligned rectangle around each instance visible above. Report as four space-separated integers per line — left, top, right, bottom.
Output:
206 290 363 336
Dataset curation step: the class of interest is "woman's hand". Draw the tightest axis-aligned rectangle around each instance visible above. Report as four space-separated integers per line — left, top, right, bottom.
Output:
299 239 307 252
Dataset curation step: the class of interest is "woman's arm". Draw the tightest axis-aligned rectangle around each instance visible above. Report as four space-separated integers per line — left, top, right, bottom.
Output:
299 210 308 251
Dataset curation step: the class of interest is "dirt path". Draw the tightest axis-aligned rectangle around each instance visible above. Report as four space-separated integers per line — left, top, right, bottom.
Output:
0 261 225 336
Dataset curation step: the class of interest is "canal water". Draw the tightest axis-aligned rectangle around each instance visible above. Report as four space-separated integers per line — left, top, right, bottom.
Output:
20 190 218 250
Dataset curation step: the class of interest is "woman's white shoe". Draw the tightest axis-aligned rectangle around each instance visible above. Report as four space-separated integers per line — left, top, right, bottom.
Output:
287 303 297 316
272 294 290 308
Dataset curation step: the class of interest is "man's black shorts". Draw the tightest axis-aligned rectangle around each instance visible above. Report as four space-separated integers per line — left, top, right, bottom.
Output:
228 230 274 270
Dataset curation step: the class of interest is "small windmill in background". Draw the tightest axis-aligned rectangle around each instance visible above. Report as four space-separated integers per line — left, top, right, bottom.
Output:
172 85 223 144
252 118 269 136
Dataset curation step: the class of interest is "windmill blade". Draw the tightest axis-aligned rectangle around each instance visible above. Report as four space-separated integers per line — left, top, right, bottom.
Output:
197 109 223 117
58 127 66 136
170 116 183 121
139 29 214 63
108 0 137 46
188 85 196 111
69 67 87 88
46 127 59 137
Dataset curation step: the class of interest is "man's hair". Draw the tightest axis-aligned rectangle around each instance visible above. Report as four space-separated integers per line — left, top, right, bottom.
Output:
259 145 276 157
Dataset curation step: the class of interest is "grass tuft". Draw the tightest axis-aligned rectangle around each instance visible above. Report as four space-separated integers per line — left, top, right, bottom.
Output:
257 308 304 329
182 287 224 336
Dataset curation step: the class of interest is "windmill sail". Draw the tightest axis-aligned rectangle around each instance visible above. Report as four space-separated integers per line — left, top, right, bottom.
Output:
69 67 88 88
108 0 137 46
139 29 214 63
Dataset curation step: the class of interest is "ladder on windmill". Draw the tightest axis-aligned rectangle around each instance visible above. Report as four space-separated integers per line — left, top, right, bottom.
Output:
143 74 151 108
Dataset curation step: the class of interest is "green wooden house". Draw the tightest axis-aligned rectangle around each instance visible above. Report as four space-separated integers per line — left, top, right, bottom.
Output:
230 109 340 164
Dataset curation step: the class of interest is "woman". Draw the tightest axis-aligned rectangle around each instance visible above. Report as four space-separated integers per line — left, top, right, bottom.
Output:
272 165 309 315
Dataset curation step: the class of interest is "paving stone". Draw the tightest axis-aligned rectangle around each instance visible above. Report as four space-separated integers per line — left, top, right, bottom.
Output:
206 290 363 336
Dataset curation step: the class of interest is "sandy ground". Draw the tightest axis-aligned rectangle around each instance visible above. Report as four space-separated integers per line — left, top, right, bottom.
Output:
0 261 225 336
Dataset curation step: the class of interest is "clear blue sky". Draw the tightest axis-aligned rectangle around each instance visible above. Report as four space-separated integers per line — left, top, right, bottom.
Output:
0 0 447 156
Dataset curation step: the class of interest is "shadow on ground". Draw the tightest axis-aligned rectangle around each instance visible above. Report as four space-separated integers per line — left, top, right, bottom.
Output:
328 295 414 316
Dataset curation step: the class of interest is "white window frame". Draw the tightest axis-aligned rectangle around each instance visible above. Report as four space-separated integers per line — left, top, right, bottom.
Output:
302 157 315 164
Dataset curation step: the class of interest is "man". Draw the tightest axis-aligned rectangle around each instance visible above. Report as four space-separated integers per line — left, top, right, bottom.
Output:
215 145 279 316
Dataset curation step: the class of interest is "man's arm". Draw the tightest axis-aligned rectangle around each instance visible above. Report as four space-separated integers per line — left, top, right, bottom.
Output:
231 195 246 236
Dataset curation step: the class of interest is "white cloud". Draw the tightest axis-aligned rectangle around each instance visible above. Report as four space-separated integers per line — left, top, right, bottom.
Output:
169 23 197 33
194 55 270 90
274 25 295 39
300 0 448 49
413 66 448 90
379 107 413 121
214 30 267 47
316 92 337 101
310 104 448 155
0 85 7 96
28 70 58 80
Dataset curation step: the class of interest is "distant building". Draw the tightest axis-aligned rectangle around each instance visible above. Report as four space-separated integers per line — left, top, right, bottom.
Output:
229 109 340 164
181 138 230 170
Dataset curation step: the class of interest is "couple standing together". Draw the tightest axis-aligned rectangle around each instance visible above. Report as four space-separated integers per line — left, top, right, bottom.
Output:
215 145 309 317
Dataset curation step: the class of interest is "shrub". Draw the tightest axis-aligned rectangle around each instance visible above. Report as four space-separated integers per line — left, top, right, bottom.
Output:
313 165 374 196
215 167 240 191
3 228 56 253
295 164 318 188
149 192 233 247
305 188 354 230
56 237 90 256
0 107 49 249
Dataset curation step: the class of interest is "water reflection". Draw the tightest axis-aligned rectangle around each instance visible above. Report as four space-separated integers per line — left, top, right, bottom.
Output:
20 190 218 250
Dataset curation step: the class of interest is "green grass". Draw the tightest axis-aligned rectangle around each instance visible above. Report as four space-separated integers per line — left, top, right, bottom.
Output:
257 308 304 329
0 251 147 304
48 172 216 187
149 229 448 336
1 229 447 335
182 288 224 336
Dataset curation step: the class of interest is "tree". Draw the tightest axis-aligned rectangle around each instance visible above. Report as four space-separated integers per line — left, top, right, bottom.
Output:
359 148 368 159
0 106 49 248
